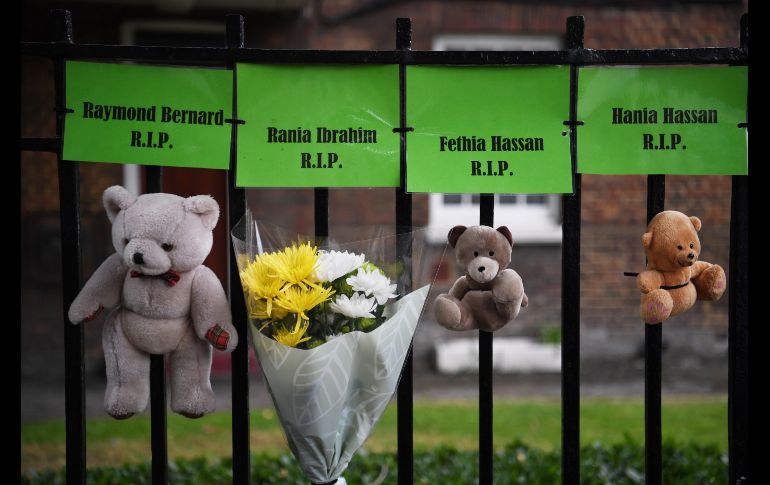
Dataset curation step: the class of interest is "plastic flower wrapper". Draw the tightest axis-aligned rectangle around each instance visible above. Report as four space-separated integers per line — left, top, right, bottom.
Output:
231 211 439 485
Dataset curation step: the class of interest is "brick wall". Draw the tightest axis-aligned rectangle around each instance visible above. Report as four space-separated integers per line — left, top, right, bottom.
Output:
305 0 743 336
314 1 744 49
21 1 746 380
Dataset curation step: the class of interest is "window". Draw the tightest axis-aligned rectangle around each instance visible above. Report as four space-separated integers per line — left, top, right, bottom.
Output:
427 34 563 244
433 34 562 52
427 193 561 243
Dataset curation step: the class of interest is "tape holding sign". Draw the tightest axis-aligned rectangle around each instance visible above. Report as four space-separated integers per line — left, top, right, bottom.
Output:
577 66 748 175
406 66 573 194
62 61 233 169
235 64 400 188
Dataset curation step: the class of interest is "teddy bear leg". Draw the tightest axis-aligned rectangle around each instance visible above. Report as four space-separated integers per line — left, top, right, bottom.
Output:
169 327 215 418
640 289 674 324
435 293 476 330
491 269 526 321
462 291 509 332
693 264 727 301
102 311 150 419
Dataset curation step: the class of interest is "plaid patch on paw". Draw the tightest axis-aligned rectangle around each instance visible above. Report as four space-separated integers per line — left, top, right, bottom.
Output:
205 324 230 350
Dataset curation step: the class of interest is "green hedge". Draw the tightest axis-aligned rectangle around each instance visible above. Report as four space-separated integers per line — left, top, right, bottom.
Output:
22 441 727 485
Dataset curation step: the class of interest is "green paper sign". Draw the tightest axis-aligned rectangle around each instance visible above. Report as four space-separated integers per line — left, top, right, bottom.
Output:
578 66 748 175
236 64 400 188
406 66 572 194
63 61 233 169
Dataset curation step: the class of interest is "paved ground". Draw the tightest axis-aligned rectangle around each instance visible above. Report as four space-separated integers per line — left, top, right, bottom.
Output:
22 352 727 422
21 279 730 422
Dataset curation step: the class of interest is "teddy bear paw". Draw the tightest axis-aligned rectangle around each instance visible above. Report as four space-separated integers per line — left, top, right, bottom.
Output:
491 270 524 303
640 289 673 324
69 303 104 324
205 324 231 351
171 386 215 419
493 299 519 322
696 265 726 301
435 295 467 330
105 386 146 419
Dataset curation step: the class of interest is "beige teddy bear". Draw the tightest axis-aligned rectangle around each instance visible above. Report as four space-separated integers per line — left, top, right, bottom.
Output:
68 186 238 419
434 225 528 332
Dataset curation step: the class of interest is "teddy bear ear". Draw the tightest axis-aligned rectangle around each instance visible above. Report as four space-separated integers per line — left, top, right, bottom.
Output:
183 195 220 231
103 185 136 223
496 226 513 247
689 216 702 232
447 225 467 248
642 232 653 249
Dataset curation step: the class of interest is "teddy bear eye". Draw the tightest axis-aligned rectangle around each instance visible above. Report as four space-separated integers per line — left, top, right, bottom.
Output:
489 251 494 257
689 243 694 249
677 245 683 250
474 251 479 257
123 238 129 245
162 243 174 252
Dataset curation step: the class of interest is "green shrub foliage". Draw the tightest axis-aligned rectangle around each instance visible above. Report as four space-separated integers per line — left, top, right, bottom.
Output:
22 441 727 485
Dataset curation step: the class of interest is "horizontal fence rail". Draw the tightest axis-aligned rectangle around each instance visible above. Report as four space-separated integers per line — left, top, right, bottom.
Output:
20 9 750 485
21 41 748 65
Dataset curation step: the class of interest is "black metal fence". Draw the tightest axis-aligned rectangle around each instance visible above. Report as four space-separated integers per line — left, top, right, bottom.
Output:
21 10 750 485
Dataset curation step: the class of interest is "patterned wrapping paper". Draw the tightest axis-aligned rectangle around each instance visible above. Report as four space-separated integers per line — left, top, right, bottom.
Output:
251 285 429 483
231 211 436 484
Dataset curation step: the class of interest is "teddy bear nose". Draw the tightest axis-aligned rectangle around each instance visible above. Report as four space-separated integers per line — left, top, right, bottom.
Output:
687 253 695 260
133 252 145 264
478 266 485 272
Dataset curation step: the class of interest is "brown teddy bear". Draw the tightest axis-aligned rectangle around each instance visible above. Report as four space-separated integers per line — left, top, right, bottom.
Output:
637 211 726 324
435 225 528 332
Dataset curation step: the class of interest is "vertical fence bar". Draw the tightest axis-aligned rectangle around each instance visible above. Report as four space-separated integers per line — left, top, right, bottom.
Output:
144 166 167 484
314 189 329 240
645 175 665 485
225 14 251 485
561 15 584 485
145 167 163 191
52 9 86 485
479 194 494 485
728 13 749 485
395 17 414 485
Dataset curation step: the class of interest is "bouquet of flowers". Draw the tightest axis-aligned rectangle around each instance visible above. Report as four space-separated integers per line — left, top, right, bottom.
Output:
232 212 434 484
240 242 399 349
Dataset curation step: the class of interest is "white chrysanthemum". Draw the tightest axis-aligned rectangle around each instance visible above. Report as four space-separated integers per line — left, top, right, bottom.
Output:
329 293 377 319
346 267 398 305
314 250 366 282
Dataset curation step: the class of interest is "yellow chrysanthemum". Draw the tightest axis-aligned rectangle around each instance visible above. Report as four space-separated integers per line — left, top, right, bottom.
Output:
269 242 321 290
272 320 311 348
273 285 335 325
240 253 285 318
247 297 289 321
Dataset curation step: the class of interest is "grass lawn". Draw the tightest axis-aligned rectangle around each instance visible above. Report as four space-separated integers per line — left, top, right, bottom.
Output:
21 396 727 473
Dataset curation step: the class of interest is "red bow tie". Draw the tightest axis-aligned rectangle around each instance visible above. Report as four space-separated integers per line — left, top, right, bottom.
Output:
130 270 181 287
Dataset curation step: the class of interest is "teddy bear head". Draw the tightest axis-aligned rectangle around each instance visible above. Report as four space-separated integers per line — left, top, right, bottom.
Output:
103 185 219 274
642 210 702 272
448 225 513 284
